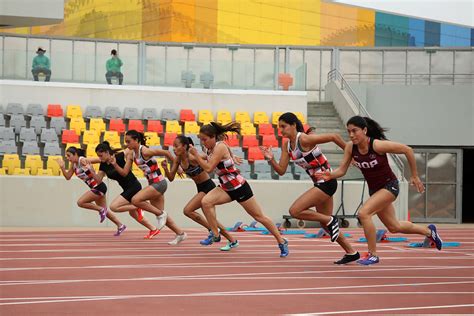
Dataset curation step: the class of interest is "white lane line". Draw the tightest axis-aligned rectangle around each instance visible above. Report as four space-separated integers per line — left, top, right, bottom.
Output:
288 303 474 315
1 267 473 286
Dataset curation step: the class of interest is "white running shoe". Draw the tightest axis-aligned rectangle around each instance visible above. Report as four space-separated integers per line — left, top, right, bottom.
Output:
156 211 168 230
168 232 187 245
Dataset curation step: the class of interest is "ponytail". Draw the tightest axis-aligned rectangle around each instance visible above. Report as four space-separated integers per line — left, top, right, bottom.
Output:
200 122 241 141
95 141 121 155
175 135 194 150
125 130 147 146
346 116 388 140
66 146 86 157
279 112 313 134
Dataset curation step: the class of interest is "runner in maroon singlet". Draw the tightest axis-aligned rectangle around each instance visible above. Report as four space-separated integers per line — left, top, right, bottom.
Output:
317 116 443 265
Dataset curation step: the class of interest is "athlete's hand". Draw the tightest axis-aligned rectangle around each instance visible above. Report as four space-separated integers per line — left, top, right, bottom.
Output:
351 158 359 168
259 146 274 161
314 170 332 181
160 159 168 169
108 156 116 166
410 175 425 193
55 158 65 168
177 166 185 178
188 146 198 156
233 155 243 165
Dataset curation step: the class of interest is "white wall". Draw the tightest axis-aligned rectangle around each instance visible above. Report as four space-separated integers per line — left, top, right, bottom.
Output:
349 83 474 146
0 0 64 27
0 80 307 118
0 177 407 228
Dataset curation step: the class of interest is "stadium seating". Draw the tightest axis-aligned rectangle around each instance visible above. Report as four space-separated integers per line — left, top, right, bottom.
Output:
109 119 126 133
165 121 182 134
82 130 100 145
216 110 232 125
254 111 269 125
104 106 122 120
184 121 200 135
70 117 86 135
26 103 44 117
62 130 80 144
180 109 196 122
142 108 159 120
30 116 47 135
235 111 251 124
66 105 83 119
128 120 144 132
47 104 63 117
84 106 102 119
25 155 43 175
20 128 38 142
144 132 161 146
89 118 106 135
147 120 164 134
198 110 214 124
2 154 21 175
50 117 67 135
46 156 62 175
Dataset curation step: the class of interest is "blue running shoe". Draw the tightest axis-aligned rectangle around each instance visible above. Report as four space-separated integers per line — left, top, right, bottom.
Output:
279 238 289 257
357 253 379 265
428 224 443 250
200 231 214 246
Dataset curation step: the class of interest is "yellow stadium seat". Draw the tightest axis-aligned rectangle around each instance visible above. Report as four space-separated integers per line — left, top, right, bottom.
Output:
25 155 43 175
103 131 120 145
0 168 7 175
184 121 200 135
254 111 269 125
235 111 251 125
2 154 21 175
13 168 31 176
272 112 283 125
240 122 257 136
37 168 53 176
47 156 63 176
144 132 161 146
70 117 86 135
165 120 182 134
82 130 100 145
66 105 83 119
294 112 306 124
86 143 99 157
198 110 214 124
89 118 106 135
65 143 81 151
216 110 232 125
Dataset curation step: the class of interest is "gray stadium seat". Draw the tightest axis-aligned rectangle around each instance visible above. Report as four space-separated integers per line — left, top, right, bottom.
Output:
43 142 61 156
40 128 59 143
279 172 294 180
26 104 44 117
238 160 251 174
19 127 37 142
181 71 195 88
188 134 201 147
142 108 159 120
123 107 141 120
30 115 47 135
252 161 272 180
0 127 15 141
21 141 40 156
0 115 5 127
84 106 103 119
0 140 17 155
272 148 282 161
9 114 27 134
104 106 122 120
200 72 214 89
231 147 244 158
5 103 24 116
161 109 178 121
50 117 66 135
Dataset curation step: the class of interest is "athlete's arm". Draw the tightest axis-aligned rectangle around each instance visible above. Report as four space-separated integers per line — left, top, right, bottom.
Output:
162 157 179 182
260 140 289 176
317 142 353 181
112 150 133 177
56 158 74 180
189 143 227 173
142 147 174 162
96 170 106 182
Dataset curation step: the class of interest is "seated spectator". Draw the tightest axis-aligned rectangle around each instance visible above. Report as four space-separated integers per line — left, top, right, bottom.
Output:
106 49 123 85
32 47 51 82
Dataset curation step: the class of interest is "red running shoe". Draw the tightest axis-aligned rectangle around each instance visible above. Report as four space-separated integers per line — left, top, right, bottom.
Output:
137 208 144 222
144 229 160 239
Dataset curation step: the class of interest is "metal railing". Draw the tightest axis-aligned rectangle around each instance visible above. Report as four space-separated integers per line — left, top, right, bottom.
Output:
327 69 405 180
343 73 473 85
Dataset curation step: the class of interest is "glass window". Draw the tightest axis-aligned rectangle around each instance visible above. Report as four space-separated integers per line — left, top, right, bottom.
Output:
188 47 211 88
426 184 456 218
96 42 119 84
304 50 321 91
73 41 96 83
145 45 166 86
340 50 359 81
255 49 275 90
166 46 188 87
360 51 383 83
233 48 254 89
211 48 232 89
427 153 456 183
51 40 73 82
383 51 407 84
118 43 139 85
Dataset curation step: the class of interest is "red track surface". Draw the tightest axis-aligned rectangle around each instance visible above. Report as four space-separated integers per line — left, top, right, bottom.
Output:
0 227 473 315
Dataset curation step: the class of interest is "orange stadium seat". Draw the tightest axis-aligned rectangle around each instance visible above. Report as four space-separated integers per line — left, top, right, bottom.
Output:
47 104 63 117
164 133 177 147
147 120 164 134
247 147 265 162
109 119 126 134
224 134 239 147
258 123 275 136
242 135 258 149
128 120 144 133
61 130 79 144
180 109 196 122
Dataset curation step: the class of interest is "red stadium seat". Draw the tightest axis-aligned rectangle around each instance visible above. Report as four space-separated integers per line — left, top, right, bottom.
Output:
258 123 275 136
147 120 164 134
224 134 239 147
61 130 79 144
242 135 258 149
128 120 144 132
163 133 177 147
109 119 126 133
47 104 63 117
247 147 265 162
278 73 293 91
179 109 196 122
262 135 279 148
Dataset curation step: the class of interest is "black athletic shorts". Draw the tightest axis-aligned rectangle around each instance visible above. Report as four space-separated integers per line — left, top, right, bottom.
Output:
120 180 142 202
314 179 338 196
91 182 107 196
196 178 216 194
223 181 254 203
369 178 399 198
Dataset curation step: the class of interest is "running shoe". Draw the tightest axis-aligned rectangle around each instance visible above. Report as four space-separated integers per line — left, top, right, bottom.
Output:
136 208 144 222
200 231 214 246
326 216 340 242
114 224 127 236
156 211 168 230
144 229 160 239
99 207 108 223
428 224 443 250
220 240 239 251
278 238 289 257
357 252 379 265
334 252 360 264
168 232 187 245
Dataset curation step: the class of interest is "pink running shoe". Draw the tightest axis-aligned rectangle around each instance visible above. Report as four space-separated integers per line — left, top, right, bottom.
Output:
99 207 108 223
114 224 127 236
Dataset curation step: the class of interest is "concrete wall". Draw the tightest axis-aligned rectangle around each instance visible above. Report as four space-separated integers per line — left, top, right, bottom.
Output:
0 0 64 27
348 83 474 146
0 177 407 228
0 80 308 118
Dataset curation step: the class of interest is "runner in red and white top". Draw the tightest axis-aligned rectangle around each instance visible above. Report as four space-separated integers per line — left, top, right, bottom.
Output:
114 130 187 244
190 122 289 257
317 116 442 265
260 112 359 265
56 146 124 234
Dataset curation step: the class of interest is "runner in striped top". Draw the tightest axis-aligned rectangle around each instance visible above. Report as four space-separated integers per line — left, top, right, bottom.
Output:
190 122 289 257
114 130 187 244
56 146 124 234
260 112 360 265
317 116 443 265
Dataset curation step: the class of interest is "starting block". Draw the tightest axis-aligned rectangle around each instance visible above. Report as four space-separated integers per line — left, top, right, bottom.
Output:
242 221 267 232
407 236 460 248
358 229 408 243
226 221 244 232
304 228 352 239
262 229 306 235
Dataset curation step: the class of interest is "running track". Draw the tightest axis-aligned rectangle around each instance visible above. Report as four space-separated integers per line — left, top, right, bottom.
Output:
0 227 473 315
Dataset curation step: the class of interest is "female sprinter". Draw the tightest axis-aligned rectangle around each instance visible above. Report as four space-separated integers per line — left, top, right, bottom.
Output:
260 112 360 264
161 135 239 251
56 146 124 234
317 116 442 265
189 122 289 257
115 130 187 245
